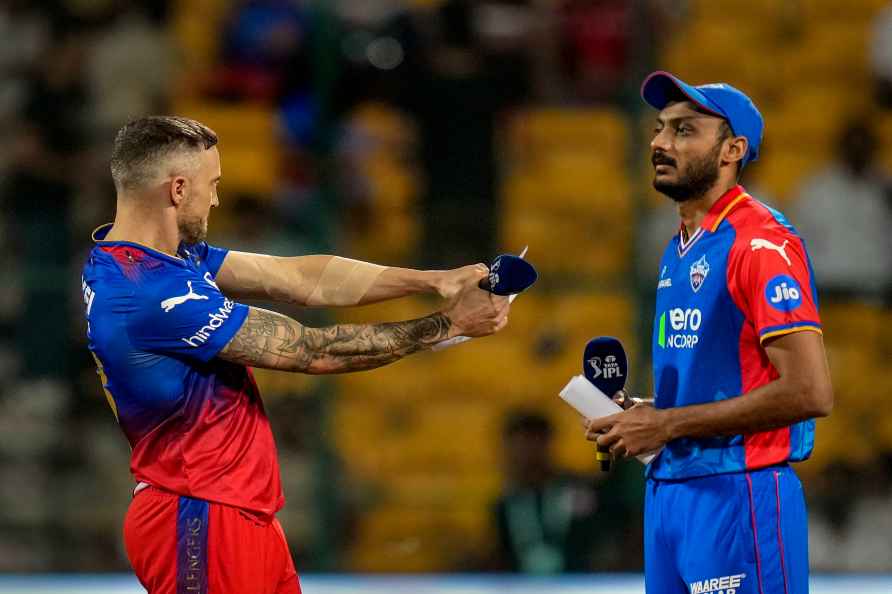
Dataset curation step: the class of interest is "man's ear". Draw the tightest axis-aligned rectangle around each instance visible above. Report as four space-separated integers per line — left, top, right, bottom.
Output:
170 176 187 206
724 136 748 168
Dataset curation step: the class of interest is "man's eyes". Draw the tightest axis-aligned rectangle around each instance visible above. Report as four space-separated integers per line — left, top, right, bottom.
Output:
653 124 693 135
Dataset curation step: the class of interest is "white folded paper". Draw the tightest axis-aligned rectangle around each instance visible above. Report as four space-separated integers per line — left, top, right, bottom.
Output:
559 374 659 465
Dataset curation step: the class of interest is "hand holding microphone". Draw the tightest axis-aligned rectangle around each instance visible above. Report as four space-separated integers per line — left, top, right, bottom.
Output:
475 253 538 296
434 251 538 350
582 337 629 472
558 337 660 466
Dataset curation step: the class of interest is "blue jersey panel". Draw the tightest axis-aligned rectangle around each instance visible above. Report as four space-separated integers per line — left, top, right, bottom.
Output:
82 236 248 445
650 230 747 478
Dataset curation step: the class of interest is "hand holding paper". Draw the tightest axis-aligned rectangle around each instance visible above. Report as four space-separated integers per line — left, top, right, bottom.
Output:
559 375 659 465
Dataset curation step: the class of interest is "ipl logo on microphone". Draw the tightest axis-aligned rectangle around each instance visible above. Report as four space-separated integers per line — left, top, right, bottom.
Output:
588 355 623 380
489 257 501 290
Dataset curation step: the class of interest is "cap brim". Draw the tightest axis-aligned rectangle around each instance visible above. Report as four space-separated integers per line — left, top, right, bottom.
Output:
641 71 725 118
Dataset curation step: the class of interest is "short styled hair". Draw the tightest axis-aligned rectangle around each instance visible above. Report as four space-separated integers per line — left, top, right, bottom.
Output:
110 116 218 191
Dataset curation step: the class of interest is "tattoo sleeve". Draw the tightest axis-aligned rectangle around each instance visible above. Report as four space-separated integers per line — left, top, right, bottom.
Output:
218 306 452 374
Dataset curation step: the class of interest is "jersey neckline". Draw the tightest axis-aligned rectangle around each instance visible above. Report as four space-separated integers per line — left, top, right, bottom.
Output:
675 185 751 258
700 184 750 232
91 223 188 267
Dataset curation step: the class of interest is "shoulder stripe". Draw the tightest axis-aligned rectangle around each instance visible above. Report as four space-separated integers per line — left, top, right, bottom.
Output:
710 192 751 232
760 324 822 343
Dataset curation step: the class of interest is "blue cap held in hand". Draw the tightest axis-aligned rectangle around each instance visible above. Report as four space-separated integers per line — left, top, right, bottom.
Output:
479 254 538 296
641 70 764 168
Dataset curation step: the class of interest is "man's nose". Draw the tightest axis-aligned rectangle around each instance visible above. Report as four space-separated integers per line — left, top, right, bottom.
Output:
651 128 671 153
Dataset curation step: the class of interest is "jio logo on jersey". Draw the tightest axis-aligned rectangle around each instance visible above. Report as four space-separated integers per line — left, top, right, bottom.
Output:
765 274 803 312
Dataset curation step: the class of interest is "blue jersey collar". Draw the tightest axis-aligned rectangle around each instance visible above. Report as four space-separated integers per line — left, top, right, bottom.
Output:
91 223 187 266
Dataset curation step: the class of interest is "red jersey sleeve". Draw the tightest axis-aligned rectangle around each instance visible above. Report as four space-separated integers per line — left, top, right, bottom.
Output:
728 230 822 343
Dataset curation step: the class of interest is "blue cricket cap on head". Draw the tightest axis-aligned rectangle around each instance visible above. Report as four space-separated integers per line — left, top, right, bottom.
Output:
641 70 764 168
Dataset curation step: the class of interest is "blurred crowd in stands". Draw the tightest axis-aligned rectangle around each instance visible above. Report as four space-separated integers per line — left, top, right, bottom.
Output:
0 0 890 576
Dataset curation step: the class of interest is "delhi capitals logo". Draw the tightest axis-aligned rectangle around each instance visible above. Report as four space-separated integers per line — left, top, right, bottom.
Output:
689 255 709 293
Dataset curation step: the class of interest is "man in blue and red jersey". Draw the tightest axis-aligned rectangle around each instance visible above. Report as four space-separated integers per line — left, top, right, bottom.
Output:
81 116 509 594
584 73 834 593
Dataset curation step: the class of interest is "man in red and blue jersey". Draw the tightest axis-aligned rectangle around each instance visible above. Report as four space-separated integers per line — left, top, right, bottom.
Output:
81 116 509 593
585 73 834 593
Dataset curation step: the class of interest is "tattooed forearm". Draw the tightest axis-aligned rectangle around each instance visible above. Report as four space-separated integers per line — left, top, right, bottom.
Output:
219 307 452 374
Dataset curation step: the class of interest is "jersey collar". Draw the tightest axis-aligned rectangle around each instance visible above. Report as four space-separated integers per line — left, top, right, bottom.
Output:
675 185 749 258
91 223 186 265
700 184 749 233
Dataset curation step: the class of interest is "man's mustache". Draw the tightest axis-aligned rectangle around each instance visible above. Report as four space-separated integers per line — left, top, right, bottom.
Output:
652 153 676 167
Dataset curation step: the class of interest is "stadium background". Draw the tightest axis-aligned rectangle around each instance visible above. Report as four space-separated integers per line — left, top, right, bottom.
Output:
2 0 892 591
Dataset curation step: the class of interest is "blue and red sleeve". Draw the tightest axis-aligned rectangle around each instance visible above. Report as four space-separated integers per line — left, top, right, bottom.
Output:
727 228 821 343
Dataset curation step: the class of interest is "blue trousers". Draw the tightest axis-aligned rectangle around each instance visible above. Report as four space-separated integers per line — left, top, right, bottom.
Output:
644 465 808 594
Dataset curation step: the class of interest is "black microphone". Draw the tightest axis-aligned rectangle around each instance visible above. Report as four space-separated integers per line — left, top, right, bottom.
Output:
477 254 538 296
582 337 628 472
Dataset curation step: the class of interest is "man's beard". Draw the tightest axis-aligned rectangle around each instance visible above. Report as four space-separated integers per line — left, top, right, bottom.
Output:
178 213 207 245
652 142 722 203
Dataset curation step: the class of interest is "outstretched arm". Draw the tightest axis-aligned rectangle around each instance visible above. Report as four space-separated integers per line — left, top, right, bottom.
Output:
219 307 454 373
215 251 486 307
217 280 510 374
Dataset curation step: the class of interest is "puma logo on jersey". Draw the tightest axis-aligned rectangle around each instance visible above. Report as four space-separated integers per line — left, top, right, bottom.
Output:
750 238 791 266
161 281 208 312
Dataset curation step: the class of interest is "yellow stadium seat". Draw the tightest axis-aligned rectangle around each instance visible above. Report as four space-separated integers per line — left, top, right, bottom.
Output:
172 0 231 72
798 0 888 23
173 101 277 144
333 380 503 473
351 102 417 146
782 26 870 82
691 0 790 23
663 22 779 83
348 207 421 263
763 110 834 156
821 302 885 349
367 158 418 210
501 211 632 277
514 108 628 162
502 167 629 216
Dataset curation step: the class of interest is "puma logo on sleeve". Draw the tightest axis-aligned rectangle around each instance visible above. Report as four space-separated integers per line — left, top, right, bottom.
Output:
161 281 209 312
749 238 791 266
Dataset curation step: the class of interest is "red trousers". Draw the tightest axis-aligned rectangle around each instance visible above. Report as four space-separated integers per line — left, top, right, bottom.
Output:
124 487 301 594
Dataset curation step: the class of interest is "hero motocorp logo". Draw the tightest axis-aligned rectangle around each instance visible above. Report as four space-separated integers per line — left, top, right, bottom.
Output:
765 274 803 312
658 307 702 349
181 299 236 347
